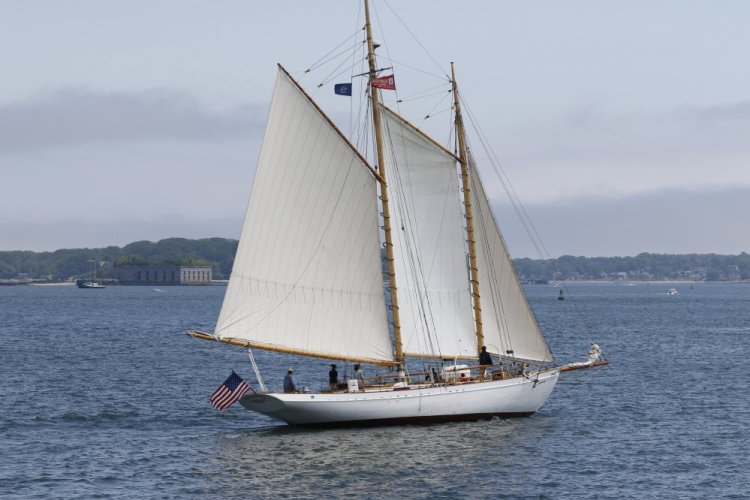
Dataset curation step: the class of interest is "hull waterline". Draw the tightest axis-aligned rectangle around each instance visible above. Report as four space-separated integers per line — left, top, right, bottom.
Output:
240 369 559 426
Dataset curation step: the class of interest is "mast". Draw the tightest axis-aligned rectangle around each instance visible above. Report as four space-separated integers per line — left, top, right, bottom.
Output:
364 0 403 362
451 62 484 353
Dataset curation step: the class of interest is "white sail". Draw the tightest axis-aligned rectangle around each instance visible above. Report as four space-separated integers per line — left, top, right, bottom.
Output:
470 157 554 362
215 67 394 364
380 106 476 359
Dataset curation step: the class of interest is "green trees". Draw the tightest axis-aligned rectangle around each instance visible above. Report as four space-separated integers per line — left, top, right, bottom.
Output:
512 252 750 282
0 238 238 280
1 239 747 282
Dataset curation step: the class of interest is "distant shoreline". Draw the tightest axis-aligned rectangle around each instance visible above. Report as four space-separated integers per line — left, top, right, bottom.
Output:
544 280 750 285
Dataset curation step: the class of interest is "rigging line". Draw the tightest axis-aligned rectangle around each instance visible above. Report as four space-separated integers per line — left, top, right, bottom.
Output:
461 141 508 352
461 99 590 349
462 103 545 261
399 89 453 104
383 118 434 355
367 4 430 355
395 83 452 102
351 37 370 149
418 91 453 127
377 55 452 81
356 96 372 165
369 9 452 364
382 114 445 361
303 29 362 73
386 118 465 364
371 0 403 115
316 57 368 90
469 141 550 358
307 41 363 76
423 108 451 120
382 0 450 80
349 5 366 138
460 105 590 348
389 141 443 360
391 113 457 353
461 95 546 260
468 160 515 355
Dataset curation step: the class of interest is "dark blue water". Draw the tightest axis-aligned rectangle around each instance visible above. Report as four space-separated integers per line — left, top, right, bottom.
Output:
1 283 748 498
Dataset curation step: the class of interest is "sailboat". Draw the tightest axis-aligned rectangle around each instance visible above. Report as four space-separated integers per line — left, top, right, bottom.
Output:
189 1 579 425
77 259 106 289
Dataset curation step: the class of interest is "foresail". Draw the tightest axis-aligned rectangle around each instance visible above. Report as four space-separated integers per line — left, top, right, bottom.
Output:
380 106 476 359
215 67 394 364
470 157 554 363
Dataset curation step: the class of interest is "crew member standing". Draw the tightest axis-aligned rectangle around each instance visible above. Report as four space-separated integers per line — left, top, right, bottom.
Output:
284 368 296 393
479 346 494 380
328 364 338 390
479 346 493 366
354 363 365 388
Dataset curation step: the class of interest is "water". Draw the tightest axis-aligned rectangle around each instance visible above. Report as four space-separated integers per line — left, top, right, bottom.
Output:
1 283 748 498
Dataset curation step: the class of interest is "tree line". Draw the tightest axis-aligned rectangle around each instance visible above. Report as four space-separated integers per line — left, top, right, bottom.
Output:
1 238 748 282
513 252 750 282
0 238 238 280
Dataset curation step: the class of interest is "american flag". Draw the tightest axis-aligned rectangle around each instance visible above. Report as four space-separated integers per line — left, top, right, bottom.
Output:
210 371 252 411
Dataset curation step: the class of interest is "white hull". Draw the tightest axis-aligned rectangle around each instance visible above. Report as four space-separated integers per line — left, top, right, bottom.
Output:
240 369 559 425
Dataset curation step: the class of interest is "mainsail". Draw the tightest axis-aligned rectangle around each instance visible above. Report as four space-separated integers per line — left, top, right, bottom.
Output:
214 67 394 365
469 156 554 362
380 106 476 359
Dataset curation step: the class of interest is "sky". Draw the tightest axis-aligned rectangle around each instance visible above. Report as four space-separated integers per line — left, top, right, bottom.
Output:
1 1 749 257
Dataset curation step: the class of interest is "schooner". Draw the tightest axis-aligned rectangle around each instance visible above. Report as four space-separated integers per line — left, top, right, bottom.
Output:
189 0 573 425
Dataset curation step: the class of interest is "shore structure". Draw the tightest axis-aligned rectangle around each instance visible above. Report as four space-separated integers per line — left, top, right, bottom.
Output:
114 265 212 285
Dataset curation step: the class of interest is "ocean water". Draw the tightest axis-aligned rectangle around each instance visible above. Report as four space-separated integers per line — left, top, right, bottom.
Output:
1 283 748 498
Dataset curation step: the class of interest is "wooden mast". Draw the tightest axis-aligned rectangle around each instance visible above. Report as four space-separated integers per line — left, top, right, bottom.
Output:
364 0 403 362
451 62 484 353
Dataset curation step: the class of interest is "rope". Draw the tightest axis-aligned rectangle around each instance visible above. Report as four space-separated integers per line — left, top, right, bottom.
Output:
303 30 362 74
381 114 444 361
460 95 594 346
382 0 450 80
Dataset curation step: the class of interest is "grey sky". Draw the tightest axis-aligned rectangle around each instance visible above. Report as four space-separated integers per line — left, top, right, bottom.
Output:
1 1 749 256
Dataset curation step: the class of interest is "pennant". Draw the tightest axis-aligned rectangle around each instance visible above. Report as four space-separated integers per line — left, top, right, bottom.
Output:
371 74 396 90
334 83 352 96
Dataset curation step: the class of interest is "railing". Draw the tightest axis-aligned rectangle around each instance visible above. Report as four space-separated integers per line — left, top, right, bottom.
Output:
319 360 553 392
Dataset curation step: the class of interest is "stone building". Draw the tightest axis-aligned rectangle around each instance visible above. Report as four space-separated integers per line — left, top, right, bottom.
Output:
114 265 213 285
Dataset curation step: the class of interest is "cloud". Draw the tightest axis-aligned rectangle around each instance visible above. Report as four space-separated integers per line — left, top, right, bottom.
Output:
4 186 748 258
495 186 750 258
682 101 750 122
0 88 266 155
477 99 750 204
0 214 243 252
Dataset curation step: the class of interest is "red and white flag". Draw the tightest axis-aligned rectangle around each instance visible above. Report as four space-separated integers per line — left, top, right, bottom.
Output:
371 74 396 90
210 371 252 411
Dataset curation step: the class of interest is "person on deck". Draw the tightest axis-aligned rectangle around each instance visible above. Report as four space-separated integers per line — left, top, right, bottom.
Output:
328 364 338 390
283 368 296 393
354 363 365 388
479 346 493 366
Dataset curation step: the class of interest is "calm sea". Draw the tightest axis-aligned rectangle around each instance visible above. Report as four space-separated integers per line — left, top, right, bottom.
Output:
1 283 748 498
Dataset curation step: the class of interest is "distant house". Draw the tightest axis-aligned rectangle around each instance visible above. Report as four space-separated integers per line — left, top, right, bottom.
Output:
114 265 213 285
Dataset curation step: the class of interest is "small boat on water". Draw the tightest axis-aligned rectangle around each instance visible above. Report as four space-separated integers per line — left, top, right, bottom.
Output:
76 280 105 289
189 0 605 426
666 288 678 295
77 259 106 289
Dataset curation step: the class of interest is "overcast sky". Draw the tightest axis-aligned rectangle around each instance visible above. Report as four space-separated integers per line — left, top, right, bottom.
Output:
2 1 749 257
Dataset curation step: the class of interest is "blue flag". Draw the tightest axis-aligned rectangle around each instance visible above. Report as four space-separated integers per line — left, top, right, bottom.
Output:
334 83 352 96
